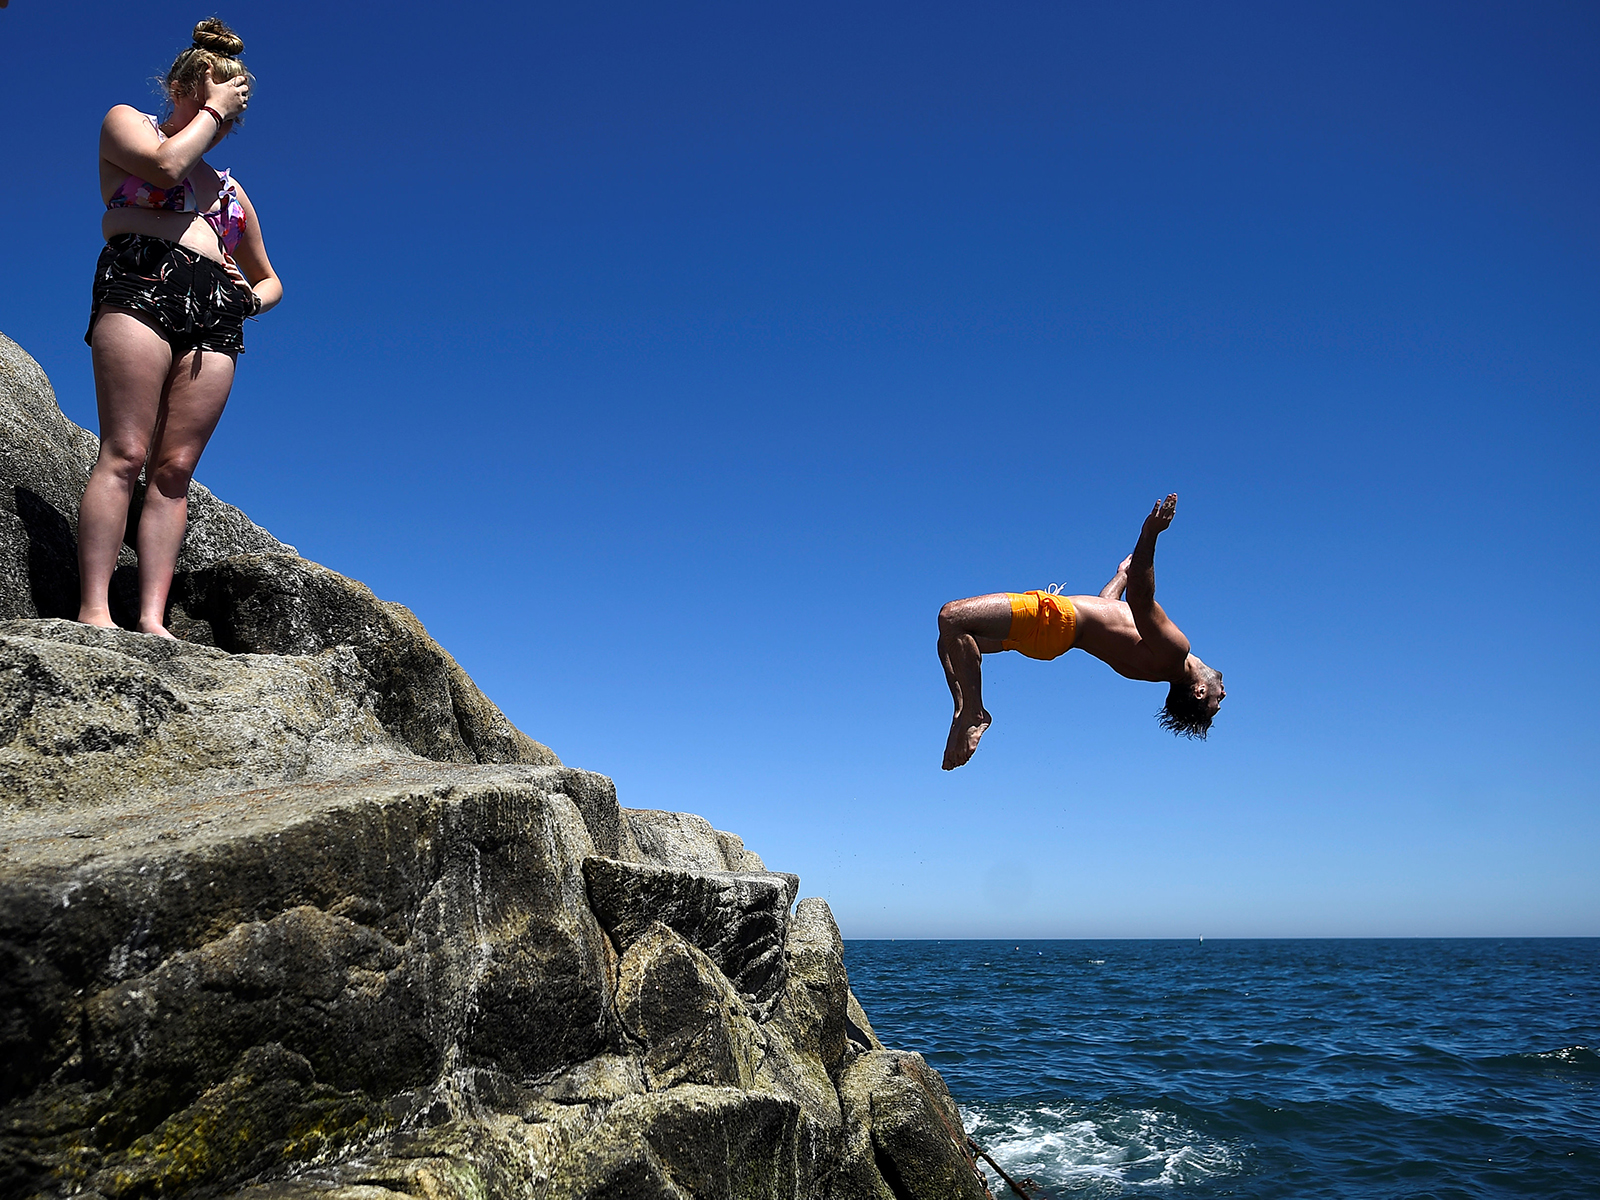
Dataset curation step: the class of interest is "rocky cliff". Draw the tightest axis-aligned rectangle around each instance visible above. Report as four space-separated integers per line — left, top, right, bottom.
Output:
0 334 993 1200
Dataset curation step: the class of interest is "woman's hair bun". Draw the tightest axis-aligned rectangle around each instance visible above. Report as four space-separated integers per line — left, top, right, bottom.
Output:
191 17 244 58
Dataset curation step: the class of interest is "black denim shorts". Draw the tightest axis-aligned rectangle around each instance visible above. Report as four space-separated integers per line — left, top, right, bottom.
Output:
85 233 253 355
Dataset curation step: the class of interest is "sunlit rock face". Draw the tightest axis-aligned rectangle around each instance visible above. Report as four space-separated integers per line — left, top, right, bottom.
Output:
0 332 987 1199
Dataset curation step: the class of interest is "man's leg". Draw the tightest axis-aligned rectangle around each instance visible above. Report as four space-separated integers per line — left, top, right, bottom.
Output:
1099 555 1132 600
936 594 1013 770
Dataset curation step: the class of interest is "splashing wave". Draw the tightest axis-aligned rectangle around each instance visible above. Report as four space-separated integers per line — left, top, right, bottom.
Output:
963 1101 1243 1195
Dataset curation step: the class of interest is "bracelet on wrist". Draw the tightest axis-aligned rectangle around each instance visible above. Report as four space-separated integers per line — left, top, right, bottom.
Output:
201 105 225 128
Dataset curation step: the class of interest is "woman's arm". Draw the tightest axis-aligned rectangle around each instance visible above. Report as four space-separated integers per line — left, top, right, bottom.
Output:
98 71 249 191
226 180 283 313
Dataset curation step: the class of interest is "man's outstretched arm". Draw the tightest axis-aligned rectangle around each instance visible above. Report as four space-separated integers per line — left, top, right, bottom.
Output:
1123 494 1191 669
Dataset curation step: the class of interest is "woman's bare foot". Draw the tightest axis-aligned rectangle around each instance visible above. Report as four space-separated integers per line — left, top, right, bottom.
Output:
942 708 992 770
77 609 121 630
136 620 178 640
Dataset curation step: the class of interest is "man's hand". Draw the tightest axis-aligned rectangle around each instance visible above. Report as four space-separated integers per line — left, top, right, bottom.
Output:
1142 493 1177 537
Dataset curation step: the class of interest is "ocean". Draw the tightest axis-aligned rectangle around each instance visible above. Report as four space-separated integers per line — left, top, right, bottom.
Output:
843 939 1599 1199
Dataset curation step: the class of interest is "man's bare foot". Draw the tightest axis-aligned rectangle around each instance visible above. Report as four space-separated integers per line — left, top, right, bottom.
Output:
77 611 120 630
942 708 992 770
136 621 178 640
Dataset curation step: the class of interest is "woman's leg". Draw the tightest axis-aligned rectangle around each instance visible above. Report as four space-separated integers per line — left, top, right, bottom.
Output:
135 348 235 635
78 309 173 627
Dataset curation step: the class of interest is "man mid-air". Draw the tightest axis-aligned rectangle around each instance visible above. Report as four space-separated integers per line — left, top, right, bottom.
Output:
937 494 1224 769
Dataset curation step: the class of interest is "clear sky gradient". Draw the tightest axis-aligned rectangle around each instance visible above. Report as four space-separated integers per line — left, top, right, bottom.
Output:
3 2 1596 936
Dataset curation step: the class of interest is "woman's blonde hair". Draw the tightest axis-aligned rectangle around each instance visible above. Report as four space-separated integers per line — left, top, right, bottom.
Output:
162 18 253 120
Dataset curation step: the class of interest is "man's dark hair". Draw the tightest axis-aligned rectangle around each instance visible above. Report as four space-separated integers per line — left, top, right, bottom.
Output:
1157 681 1214 740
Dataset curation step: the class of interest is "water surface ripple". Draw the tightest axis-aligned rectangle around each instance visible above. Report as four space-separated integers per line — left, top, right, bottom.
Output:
843 938 1599 1198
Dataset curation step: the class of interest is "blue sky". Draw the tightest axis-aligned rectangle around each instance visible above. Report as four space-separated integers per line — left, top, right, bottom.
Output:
3 2 1596 936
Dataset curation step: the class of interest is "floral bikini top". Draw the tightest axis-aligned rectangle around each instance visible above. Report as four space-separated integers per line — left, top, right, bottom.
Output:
105 113 246 255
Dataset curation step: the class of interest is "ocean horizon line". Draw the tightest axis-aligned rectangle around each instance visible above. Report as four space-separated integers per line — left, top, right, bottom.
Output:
842 933 1600 941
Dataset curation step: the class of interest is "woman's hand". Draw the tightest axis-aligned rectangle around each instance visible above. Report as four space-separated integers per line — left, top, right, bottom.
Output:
227 180 283 315
202 67 250 121
221 255 255 296
220 256 261 312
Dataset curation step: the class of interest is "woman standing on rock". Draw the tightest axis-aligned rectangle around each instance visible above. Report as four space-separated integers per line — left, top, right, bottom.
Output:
77 17 281 636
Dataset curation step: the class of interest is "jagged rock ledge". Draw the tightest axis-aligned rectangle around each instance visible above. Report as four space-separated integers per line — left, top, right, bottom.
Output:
0 333 991 1199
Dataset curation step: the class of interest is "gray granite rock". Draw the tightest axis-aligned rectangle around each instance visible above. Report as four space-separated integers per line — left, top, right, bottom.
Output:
583 856 799 1006
751 901 847 1134
0 330 982 1200
838 1051 991 1200
525 1052 646 1104
1 759 969 1200
166 553 558 767
846 987 886 1054
716 828 767 871
771 898 851 1085
625 808 737 871
550 769 625 859
0 763 620 1198
616 921 764 1091
0 334 106 624
92 1042 380 1200
0 619 398 810
542 1085 811 1200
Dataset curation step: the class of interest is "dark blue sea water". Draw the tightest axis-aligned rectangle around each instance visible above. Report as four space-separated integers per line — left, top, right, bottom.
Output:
843 939 1599 1199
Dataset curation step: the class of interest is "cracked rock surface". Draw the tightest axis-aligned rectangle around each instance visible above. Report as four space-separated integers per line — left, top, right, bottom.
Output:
1 331 986 1197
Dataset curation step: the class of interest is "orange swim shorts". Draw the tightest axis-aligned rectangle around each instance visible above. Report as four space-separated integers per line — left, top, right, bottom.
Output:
1001 591 1078 661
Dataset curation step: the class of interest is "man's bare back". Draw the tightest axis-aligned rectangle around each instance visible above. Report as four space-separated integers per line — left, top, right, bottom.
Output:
936 494 1225 769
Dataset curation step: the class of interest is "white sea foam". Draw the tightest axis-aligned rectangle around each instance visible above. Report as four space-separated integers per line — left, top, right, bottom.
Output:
962 1101 1242 1195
